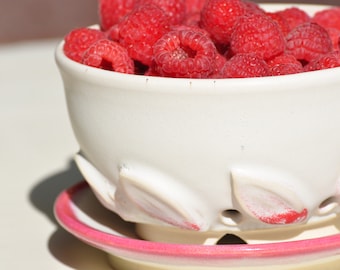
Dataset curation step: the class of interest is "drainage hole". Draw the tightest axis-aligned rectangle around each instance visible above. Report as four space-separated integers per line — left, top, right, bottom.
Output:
318 196 339 215
217 234 247 245
220 209 243 226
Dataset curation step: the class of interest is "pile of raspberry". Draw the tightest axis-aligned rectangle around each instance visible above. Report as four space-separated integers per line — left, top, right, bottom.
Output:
63 0 340 78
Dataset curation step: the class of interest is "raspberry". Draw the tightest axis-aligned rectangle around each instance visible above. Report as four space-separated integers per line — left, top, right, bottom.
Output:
139 0 186 25
82 39 134 74
267 54 303 76
63 28 106 63
312 7 340 31
230 14 286 60
115 4 171 66
221 53 270 78
326 27 340 51
286 22 333 63
182 11 201 27
106 23 120 41
99 0 137 31
266 12 291 36
200 0 249 44
153 30 217 78
275 7 310 31
185 0 206 15
170 24 209 37
304 51 340 72
243 0 265 14
267 54 302 67
210 53 228 78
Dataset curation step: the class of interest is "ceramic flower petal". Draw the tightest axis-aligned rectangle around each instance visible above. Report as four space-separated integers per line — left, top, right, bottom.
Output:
231 167 308 225
74 153 117 212
118 165 208 231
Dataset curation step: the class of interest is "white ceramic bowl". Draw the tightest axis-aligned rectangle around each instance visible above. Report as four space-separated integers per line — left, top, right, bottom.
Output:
56 3 340 244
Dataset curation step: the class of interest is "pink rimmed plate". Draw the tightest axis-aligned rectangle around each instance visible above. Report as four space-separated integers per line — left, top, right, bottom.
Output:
54 181 340 270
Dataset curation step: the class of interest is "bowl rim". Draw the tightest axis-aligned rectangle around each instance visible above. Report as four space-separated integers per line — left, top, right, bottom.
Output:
55 40 340 95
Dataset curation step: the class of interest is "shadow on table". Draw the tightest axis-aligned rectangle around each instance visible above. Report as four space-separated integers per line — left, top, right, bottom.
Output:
29 159 113 270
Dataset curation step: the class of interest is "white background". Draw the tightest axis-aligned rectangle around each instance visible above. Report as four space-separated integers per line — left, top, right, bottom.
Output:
0 40 112 269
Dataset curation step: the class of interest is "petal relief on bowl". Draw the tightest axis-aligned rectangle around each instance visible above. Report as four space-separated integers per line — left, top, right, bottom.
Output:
118 165 209 231
74 153 117 212
231 167 308 225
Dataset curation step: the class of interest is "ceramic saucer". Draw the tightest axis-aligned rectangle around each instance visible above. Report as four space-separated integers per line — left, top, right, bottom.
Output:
54 181 340 270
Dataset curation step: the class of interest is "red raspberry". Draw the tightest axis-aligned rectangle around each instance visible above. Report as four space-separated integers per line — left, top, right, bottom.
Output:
115 4 171 66
106 23 120 41
200 0 249 44
182 11 201 27
139 0 186 25
266 12 291 36
304 51 340 72
230 14 286 60
286 22 333 63
153 30 217 78
267 54 303 76
63 28 106 63
210 53 228 78
170 24 210 37
221 53 270 78
275 7 310 31
242 0 265 14
326 27 340 51
312 7 340 31
82 39 134 74
98 0 137 31
185 0 206 15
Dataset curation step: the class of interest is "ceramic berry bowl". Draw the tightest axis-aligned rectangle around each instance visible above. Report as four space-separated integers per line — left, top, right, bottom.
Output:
55 2 340 269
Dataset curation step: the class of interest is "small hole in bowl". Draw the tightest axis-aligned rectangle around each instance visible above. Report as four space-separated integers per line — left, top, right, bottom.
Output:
220 209 243 226
318 196 339 215
217 234 247 245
